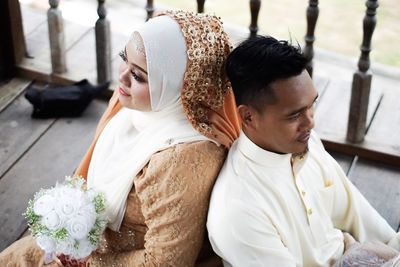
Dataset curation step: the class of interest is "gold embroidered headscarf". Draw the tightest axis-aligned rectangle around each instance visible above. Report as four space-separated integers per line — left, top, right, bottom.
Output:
158 10 241 148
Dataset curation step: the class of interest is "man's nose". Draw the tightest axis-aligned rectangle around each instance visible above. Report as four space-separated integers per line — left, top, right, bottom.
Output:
302 108 315 131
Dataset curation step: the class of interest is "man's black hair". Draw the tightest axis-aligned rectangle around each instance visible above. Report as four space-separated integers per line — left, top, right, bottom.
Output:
225 35 308 112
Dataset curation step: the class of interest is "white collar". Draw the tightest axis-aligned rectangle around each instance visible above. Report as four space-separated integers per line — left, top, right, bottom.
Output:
236 131 308 173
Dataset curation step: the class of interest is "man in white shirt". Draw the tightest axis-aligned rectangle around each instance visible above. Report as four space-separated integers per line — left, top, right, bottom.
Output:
207 35 400 266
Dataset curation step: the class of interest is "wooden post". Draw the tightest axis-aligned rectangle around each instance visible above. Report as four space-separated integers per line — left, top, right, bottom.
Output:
304 0 319 77
0 1 15 81
7 0 26 65
48 0 67 74
197 0 206 13
95 0 112 84
249 0 261 38
347 0 379 143
146 0 154 21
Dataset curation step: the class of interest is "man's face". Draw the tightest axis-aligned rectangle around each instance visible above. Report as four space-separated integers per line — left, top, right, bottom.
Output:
244 70 318 154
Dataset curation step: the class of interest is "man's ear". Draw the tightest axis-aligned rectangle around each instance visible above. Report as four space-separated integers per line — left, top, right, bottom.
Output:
238 105 256 130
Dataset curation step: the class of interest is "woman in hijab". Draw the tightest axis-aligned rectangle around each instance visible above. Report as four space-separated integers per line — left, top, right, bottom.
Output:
0 10 240 267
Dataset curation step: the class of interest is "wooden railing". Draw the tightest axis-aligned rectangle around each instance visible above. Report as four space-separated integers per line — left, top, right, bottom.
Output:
95 0 112 84
47 0 66 74
45 0 379 144
347 0 378 143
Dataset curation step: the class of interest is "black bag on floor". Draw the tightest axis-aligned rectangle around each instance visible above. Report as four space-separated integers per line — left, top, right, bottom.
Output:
25 79 109 118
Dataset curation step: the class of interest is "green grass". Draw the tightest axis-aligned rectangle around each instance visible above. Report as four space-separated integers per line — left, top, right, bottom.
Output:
158 0 400 68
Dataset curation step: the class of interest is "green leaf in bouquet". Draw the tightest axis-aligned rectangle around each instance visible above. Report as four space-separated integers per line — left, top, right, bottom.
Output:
52 228 68 240
23 199 41 225
65 175 86 189
30 223 49 236
93 193 106 213
88 219 107 246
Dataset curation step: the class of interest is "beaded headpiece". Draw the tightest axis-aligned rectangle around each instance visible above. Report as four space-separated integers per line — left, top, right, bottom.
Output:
157 10 236 139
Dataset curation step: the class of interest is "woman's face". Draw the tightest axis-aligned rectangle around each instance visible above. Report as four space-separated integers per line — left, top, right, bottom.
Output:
118 38 151 111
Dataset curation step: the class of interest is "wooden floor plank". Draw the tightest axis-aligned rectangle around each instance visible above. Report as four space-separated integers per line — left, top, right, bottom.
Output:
0 100 106 251
348 158 400 230
21 6 46 36
111 32 131 83
0 78 32 113
25 18 91 69
0 94 55 179
314 79 382 143
364 85 400 158
328 150 354 175
59 28 97 83
313 76 330 109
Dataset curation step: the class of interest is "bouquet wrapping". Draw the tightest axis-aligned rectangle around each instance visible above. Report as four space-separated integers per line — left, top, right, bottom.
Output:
24 176 107 262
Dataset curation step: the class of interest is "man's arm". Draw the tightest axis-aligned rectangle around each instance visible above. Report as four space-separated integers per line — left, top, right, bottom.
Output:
314 137 400 251
209 201 297 267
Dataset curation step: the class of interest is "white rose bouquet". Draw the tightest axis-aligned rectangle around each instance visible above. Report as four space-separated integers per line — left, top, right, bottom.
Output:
24 176 107 263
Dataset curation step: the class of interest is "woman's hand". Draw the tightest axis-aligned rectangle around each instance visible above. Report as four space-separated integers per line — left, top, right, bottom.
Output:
57 254 88 267
43 257 63 266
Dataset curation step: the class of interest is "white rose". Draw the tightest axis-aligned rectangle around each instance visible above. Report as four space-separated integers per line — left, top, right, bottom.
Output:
78 204 96 225
56 239 75 255
33 194 56 216
36 235 56 253
74 239 96 259
66 215 93 240
56 189 84 219
42 210 63 230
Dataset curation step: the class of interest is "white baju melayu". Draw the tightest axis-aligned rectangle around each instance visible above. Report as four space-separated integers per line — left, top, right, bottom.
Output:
207 130 400 267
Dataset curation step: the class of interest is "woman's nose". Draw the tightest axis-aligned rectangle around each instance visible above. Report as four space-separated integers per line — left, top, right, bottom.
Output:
119 65 130 87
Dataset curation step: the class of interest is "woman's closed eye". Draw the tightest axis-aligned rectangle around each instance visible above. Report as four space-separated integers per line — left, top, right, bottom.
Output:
131 71 144 82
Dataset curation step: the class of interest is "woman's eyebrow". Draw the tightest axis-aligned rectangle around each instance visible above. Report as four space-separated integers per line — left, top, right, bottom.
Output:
124 46 148 75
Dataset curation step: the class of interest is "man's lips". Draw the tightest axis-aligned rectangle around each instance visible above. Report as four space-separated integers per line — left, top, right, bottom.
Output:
297 132 311 143
119 87 130 96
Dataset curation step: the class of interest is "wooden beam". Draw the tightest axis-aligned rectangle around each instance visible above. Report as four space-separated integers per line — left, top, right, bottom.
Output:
322 139 400 166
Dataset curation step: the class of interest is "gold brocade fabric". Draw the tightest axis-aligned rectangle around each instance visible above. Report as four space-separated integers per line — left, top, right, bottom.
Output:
89 141 226 267
158 10 238 143
0 141 225 267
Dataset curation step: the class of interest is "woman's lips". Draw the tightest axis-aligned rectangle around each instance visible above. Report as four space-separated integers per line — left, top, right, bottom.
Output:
119 87 130 96
297 132 311 143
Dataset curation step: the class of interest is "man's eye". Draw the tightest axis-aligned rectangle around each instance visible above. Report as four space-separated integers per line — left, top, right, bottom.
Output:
288 113 301 120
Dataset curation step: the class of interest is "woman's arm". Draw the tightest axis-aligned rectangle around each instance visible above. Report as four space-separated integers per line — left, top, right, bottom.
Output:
89 141 226 267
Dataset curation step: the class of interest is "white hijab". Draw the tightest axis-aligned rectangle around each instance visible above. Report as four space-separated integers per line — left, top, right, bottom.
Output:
87 16 215 231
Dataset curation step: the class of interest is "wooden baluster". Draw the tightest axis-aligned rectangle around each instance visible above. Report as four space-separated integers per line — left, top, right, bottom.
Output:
249 0 261 38
347 0 379 143
304 0 319 77
197 0 206 13
48 0 66 74
146 0 154 21
95 0 111 84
